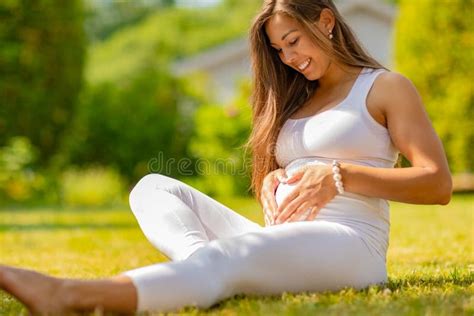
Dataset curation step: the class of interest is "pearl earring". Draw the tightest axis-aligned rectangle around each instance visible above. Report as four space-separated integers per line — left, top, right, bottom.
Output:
328 29 334 40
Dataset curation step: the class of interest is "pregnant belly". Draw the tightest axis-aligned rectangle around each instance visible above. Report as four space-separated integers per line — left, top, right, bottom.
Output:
276 159 331 205
275 174 389 226
274 181 313 221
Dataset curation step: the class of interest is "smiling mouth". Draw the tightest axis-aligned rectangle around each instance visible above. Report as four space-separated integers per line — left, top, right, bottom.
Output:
297 58 311 72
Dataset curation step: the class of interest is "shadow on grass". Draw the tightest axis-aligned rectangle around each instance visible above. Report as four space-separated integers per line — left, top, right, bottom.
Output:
231 268 472 300
210 269 473 311
385 269 473 289
0 222 136 231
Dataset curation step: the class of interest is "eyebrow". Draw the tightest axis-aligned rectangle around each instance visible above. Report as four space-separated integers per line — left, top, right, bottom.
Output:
270 29 298 46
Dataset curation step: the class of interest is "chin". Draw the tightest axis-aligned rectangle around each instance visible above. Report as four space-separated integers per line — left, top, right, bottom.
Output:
304 72 320 81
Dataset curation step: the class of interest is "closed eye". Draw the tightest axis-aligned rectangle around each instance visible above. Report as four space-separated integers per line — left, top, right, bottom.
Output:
273 37 299 54
289 37 299 46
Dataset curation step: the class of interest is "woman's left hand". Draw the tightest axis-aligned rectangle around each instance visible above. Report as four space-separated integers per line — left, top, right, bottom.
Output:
275 164 338 224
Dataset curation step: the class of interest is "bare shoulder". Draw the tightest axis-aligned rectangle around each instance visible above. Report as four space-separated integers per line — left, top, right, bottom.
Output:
367 70 423 123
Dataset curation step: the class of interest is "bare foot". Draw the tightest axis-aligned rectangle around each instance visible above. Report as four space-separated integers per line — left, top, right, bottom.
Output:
0 264 70 315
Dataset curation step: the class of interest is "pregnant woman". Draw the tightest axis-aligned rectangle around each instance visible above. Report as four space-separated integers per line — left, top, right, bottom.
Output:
0 0 452 314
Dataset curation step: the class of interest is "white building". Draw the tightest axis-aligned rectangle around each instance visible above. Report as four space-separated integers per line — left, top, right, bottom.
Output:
172 0 397 104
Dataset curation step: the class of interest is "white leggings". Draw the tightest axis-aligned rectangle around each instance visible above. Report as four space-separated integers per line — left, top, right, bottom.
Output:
123 173 387 312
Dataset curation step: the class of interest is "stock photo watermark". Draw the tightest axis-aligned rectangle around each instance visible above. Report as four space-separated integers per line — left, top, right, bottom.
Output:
147 151 251 176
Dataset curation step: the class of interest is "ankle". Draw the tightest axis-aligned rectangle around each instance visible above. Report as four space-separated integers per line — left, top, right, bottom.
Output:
59 279 84 311
0 265 5 287
0 265 15 290
60 279 104 312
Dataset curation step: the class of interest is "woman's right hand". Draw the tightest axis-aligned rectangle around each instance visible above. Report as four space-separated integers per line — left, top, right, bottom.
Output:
260 168 288 226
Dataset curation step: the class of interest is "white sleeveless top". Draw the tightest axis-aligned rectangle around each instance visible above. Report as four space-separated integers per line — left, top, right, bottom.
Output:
274 67 399 262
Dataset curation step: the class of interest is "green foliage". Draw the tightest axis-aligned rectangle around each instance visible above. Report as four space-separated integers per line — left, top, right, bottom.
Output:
186 81 252 197
0 137 37 201
394 0 473 173
0 0 86 165
85 0 260 84
58 68 195 183
0 137 56 204
60 166 126 207
83 0 173 43
0 0 262 201
56 0 260 188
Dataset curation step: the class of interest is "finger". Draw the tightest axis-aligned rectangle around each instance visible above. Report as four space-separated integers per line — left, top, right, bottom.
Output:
285 201 313 223
285 171 304 184
271 177 280 191
262 191 278 219
264 212 271 226
285 210 306 223
275 169 288 183
266 215 272 226
286 165 313 184
276 194 307 224
261 197 274 217
264 181 278 195
261 199 269 216
264 207 274 225
265 207 275 224
266 195 276 211
270 203 278 225
306 206 320 221
262 204 272 220
277 175 287 184
262 179 276 194
272 170 285 186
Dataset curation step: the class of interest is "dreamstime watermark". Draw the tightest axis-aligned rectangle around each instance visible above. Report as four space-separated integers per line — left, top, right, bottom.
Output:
148 144 286 176
147 151 251 176
147 144 283 176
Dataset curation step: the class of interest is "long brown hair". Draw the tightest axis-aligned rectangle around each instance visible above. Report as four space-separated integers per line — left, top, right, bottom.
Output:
244 0 387 203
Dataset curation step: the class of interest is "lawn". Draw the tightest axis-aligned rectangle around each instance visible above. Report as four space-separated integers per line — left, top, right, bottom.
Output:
0 194 472 315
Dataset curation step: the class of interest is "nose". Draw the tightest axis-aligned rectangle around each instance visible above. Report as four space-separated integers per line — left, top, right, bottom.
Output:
281 49 296 64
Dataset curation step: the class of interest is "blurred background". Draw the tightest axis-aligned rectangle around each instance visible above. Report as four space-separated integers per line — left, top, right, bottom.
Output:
0 0 472 208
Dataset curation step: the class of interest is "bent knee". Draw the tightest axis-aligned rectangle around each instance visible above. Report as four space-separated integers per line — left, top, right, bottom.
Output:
133 173 177 190
129 173 190 215
129 174 178 203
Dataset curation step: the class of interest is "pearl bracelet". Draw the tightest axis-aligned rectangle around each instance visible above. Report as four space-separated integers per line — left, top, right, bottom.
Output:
332 160 345 194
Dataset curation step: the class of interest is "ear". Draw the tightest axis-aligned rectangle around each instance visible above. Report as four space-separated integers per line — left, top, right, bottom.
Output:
316 8 335 34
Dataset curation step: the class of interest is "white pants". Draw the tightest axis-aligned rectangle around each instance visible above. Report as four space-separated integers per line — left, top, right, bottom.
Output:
123 173 387 312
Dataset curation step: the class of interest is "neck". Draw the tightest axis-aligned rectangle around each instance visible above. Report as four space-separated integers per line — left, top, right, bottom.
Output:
317 63 362 92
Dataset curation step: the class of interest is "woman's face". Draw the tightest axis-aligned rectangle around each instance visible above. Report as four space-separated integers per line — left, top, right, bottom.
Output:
265 13 331 81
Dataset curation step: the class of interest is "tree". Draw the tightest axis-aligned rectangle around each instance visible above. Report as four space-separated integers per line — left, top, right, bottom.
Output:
394 0 473 173
59 68 195 183
186 80 253 197
83 0 175 43
0 0 86 166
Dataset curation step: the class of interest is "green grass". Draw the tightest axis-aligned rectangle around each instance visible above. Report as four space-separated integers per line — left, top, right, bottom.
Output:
1 194 473 315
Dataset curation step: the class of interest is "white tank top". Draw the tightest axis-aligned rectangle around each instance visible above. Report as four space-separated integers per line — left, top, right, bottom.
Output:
274 67 399 262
